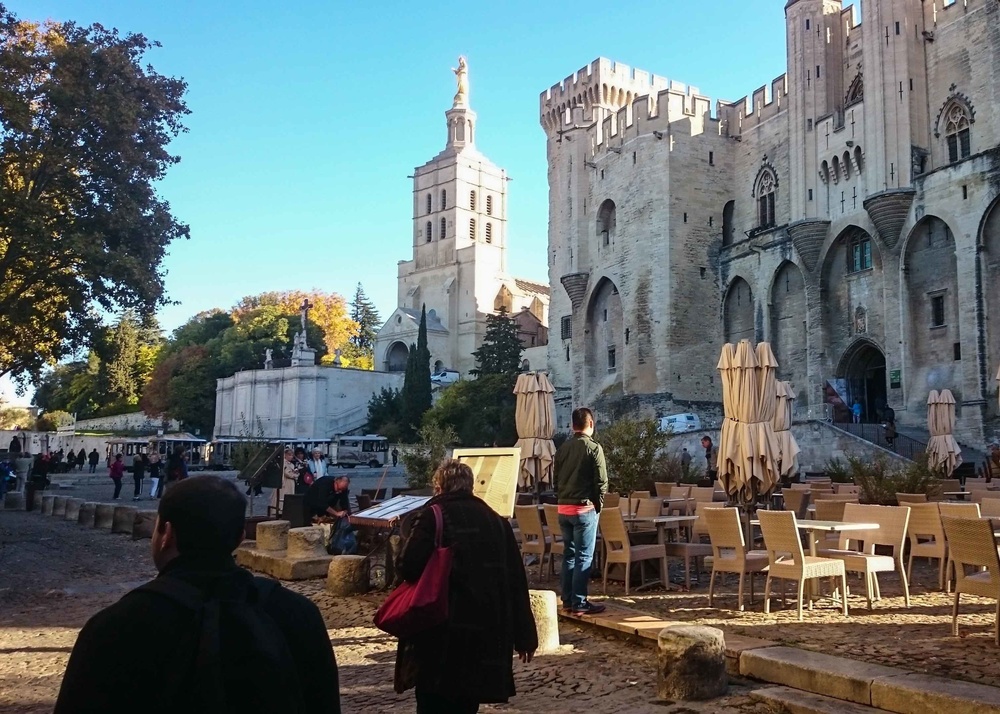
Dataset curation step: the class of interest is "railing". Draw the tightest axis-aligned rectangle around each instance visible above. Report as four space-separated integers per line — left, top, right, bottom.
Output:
836 422 926 462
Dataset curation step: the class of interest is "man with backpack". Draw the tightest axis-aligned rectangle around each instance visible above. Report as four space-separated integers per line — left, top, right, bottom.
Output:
54 475 341 713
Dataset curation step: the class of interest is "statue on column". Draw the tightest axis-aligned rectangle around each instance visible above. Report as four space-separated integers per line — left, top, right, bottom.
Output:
452 56 468 107
264 348 273 370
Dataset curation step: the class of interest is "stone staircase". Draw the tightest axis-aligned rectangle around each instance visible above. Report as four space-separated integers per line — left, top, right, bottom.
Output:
833 421 984 480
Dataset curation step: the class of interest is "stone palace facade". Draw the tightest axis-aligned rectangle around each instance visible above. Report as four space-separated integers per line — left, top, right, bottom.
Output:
540 0 1000 444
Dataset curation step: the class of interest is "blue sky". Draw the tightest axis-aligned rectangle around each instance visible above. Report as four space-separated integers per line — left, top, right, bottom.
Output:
7 0 791 399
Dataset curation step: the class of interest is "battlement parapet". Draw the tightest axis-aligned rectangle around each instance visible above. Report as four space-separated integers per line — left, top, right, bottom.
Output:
717 74 788 136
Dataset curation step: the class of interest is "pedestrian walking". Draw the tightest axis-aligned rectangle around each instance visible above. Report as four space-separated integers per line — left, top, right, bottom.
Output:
109 454 125 500
393 459 537 713
680 447 692 477
554 407 608 615
76 448 86 472
148 451 162 498
391 447 399 467
54 475 342 713
164 445 187 493
88 449 100 473
852 401 863 424
132 452 147 501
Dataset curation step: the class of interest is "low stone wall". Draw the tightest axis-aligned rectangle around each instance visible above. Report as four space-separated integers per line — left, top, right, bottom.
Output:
790 421 908 473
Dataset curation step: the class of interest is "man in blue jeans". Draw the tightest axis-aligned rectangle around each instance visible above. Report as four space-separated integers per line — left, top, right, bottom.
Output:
553 407 608 615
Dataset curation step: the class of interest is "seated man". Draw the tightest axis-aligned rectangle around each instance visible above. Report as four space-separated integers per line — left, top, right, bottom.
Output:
305 476 351 520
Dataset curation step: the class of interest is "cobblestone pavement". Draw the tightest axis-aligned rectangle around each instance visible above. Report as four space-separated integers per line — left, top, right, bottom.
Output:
557 557 1000 690
0 509 771 713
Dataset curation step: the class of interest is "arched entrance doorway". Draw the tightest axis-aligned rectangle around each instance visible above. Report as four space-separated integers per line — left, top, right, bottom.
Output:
834 341 887 423
385 341 409 372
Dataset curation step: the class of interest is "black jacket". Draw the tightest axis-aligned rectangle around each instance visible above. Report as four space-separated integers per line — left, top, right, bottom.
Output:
54 554 341 714
394 491 537 703
553 433 609 510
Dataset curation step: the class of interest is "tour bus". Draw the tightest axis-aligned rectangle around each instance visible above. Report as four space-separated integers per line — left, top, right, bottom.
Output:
106 434 207 470
210 438 334 470
332 435 389 468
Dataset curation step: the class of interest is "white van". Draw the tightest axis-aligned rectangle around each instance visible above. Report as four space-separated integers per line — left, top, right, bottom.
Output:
659 413 701 434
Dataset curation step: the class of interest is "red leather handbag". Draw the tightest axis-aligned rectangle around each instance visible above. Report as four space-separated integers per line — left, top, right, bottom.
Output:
373 504 453 638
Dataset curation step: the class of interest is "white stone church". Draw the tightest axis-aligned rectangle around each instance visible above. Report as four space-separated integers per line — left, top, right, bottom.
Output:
374 60 550 378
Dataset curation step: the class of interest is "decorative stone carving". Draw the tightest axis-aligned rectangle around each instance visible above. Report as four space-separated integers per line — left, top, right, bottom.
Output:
863 189 916 249
787 220 830 272
560 272 590 310
452 56 469 108
855 306 867 335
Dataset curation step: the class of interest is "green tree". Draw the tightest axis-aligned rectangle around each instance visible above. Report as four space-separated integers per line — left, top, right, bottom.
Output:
400 422 459 489
471 307 523 377
399 306 432 440
366 387 403 441
102 310 142 409
232 290 355 362
344 283 380 370
32 353 102 418
35 409 73 432
600 418 668 510
423 374 518 448
0 9 189 384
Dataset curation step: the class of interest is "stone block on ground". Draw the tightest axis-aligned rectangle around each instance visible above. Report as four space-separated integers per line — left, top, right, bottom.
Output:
41 495 55 515
287 526 326 559
256 520 290 551
132 510 158 540
4 491 24 510
111 505 138 534
78 502 98 528
528 589 561 653
64 498 84 521
94 503 115 529
326 555 370 596
871 672 1000 714
740 645 898 705
234 547 332 580
657 625 727 701
52 496 67 517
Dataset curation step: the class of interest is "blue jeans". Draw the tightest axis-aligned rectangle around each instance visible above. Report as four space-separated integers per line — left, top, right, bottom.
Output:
559 509 599 609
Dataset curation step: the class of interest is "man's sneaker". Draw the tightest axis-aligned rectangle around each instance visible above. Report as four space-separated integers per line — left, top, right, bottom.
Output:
571 602 606 615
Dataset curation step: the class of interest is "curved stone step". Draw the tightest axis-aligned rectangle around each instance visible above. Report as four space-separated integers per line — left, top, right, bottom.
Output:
752 686 891 714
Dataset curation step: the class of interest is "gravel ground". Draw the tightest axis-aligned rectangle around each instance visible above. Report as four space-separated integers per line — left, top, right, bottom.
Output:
0 508 771 713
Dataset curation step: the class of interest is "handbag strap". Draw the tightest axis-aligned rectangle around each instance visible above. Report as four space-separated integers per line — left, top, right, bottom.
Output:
431 504 444 548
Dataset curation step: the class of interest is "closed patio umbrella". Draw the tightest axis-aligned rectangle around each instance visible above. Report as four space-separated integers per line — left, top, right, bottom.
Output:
718 340 782 505
926 389 962 477
772 381 801 478
513 372 557 488
716 343 738 493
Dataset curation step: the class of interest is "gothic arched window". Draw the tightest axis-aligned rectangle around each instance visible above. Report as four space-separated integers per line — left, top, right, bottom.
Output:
945 103 971 163
440 217 446 241
754 168 777 228
425 221 432 243
597 199 616 247
441 189 447 210
847 232 872 273
426 194 432 215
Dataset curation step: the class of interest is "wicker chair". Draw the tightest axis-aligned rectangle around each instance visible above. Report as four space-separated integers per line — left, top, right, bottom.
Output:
654 482 673 498
930 479 961 501
663 502 717 589
814 499 848 523
758 510 849 621
896 492 928 504
980 498 1000 518
906 502 948 591
940 516 1000 646
704 506 769 610
666 484 693 516
514 505 551 581
939 502 981 519
541 504 565 575
818 503 912 609
691 486 716 503
603 492 621 510
782 489 812 520
599 508 664 595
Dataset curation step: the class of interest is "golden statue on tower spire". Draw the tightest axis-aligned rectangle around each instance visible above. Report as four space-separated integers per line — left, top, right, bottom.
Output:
452 55 469 108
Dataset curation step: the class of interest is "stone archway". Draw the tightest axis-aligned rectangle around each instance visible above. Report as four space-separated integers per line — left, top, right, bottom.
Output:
834 340 887 424
981 197 1000 388
385 341 409 372
584 277 623 395
770 261 807 391
723 277 755 344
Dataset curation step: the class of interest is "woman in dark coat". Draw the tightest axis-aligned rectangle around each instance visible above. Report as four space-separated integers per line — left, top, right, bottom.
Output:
394 459 537 713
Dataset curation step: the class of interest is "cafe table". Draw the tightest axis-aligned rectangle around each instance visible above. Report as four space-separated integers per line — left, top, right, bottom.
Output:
944 491 972 501
621 515 698 591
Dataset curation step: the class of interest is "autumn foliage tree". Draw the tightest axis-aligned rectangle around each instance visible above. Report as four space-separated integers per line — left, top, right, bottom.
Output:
0 7 189 384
